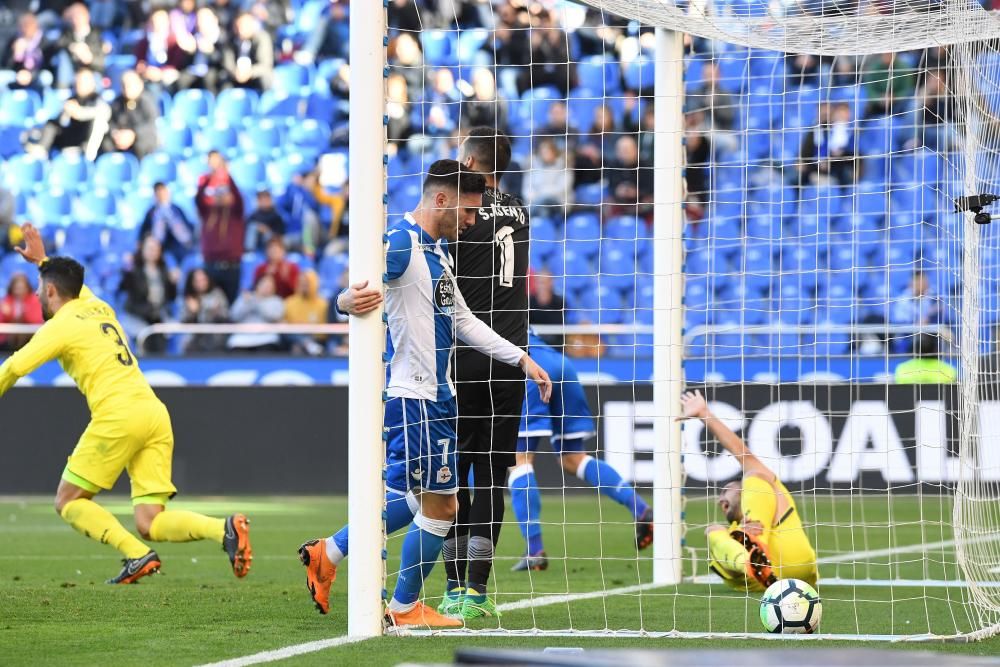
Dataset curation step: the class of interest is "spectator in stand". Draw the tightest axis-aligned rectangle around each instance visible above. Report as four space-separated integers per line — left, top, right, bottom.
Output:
687 62 737 131
227 274 285 352
253 236 299 299
315 181 349 256
388 0 421 33
245 189 286 252
3 12 49 91
894 333 957 384
913 68 955 151
607 134 653 207
459 68 508 135
196 150 245 303
169 0 199 47
300 0 349 63
223 12 274 93
526 138 571 216
0 186 15 253
277 167 321 257
103 70 159 159
140 182 196 265
213 0 239 33
891 270 942 351
388 32 424 98
181 268 230 353
539 100 578 152
118 235 179 353
685 114 712 203
862 52 917 117
0 273 43 351
51 2 106 88
176 7 228 93
27 67 109 160
134 7 188 90
284 270 328 356
528 270 565 348
799 101 857 185
519 8 573 95
785 53 825 89
573 104 620 188
490 1 530 67
386 73 414 150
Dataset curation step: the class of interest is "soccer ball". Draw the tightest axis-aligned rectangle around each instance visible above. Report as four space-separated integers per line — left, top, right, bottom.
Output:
759 579 822 634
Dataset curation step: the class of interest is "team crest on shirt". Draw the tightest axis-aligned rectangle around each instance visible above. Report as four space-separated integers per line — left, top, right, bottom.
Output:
434 274 455 315
436 466 453 484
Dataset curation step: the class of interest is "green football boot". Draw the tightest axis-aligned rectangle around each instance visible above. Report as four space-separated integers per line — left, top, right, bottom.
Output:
437 586 466 615
459 592 501 620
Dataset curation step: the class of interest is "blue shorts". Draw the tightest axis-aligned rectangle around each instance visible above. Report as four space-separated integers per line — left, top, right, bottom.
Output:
384 396 459 495
517 345 596 454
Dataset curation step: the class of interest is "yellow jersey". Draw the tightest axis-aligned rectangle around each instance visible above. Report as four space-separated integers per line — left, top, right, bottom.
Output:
0 286 157 415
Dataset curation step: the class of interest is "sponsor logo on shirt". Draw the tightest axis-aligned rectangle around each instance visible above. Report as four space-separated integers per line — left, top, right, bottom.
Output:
434 274 455 315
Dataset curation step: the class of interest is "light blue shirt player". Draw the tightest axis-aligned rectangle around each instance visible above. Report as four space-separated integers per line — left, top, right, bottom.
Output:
383 213 540 495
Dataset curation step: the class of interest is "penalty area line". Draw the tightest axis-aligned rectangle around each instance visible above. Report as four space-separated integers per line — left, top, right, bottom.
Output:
193 635 369 667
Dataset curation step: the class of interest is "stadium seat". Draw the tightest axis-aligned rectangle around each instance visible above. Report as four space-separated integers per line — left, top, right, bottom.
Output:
159 122 196 159
93 152 139 190
287 118 329 152
260 91 307 118
420 30 458 67
30 189 73 227
229 155 267 196
196 123 239 158
0 88 41 128
214 88 259 126
564 212 601 259
62 222 104 258
1 154 46 194
39 88 69 123
240 252 264 292
138 152 178 188
118 188 155 228
171 89 214 128
457 28 489 63
318 253 348 298
240 118 285 158
576 56 622 94
48 151 91 192
76 188 117 226
274 63 314 96
622 54 655 92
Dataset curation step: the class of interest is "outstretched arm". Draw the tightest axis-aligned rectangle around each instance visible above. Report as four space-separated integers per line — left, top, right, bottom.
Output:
677 390 774 481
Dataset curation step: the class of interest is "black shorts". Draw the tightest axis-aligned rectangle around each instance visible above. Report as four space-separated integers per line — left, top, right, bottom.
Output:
455 354 525 467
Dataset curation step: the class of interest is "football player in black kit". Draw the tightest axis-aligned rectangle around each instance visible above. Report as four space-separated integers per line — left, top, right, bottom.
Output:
438 127 529 620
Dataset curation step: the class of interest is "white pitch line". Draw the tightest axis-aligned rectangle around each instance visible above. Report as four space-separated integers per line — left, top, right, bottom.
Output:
193 635 369 667
816 532 1000 564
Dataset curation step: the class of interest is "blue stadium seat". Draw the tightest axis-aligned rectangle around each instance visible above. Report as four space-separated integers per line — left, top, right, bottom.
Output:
1 154 45 194
229 155 267 196
287 118 329 152
214 88 259 126
241 252 264 291
260 90 306 118
0 89 41 127
138 152 178 188
457 28 489 63
576 56 621 94
318 253 348 298
159 122 195 158
564 211 601 259
171 89 214 128
62 222 104 258
622 54 654 92
604 215 641 241
420 31 457 67
197 123 239 158
304 93 338 123
240 118 285 158
39 88 69 123
574 182 605 206
117 189 155 229
76 188 117 226
93 152 139 190
274 63 313 96
48 151 91 192
30 189 73 227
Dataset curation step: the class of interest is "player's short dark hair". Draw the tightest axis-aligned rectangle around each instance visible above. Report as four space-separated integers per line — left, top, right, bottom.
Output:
153 181 167 191
39 257 85 299
462 127 512 175
422 159 487 197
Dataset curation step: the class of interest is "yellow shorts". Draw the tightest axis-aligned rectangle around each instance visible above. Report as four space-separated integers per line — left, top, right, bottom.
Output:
64 399 177 500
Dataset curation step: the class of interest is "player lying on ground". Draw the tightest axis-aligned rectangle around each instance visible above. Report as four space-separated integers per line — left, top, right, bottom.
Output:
0 224 252 584
507 329 653 572
439 128 531 620
297 161 552 628
677 390 818 591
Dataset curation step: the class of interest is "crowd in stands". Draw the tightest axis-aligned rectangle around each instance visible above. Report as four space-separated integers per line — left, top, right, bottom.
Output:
0 0 975 357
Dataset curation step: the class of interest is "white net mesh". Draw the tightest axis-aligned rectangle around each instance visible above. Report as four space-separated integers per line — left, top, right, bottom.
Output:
375 0 1000 640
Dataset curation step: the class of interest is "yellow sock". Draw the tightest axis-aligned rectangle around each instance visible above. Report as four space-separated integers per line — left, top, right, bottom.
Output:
60 499 150 560
149 511 225 544
708 529 749 574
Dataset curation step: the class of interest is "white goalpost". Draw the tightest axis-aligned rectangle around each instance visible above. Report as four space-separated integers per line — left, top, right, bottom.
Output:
350 0 1000 642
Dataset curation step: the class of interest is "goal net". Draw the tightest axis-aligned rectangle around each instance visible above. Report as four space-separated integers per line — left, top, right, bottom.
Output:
365 0 1000 640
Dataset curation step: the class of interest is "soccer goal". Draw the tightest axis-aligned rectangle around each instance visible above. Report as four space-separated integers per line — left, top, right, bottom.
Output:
348 0 1000 641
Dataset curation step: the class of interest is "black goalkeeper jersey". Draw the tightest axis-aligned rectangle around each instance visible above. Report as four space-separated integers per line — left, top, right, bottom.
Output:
452 187 530 378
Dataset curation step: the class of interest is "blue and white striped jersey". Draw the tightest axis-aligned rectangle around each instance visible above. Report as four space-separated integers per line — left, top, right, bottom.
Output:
384 214 525 402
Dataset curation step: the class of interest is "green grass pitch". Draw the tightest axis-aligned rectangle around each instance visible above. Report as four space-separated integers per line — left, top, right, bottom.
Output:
2 492 999 666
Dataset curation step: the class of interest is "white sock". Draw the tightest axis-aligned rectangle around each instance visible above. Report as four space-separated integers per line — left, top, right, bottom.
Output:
388 597 417 613
575 455 595 481
325 537 345 565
